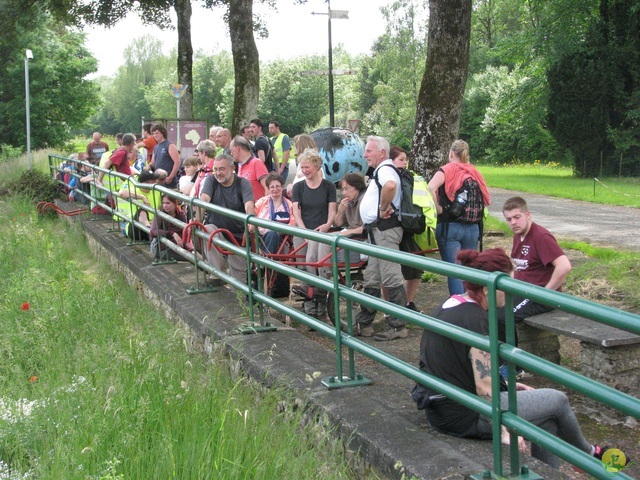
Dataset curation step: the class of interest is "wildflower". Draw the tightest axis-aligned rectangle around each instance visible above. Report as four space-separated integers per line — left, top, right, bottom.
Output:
21 302 30 311
29 376 38 383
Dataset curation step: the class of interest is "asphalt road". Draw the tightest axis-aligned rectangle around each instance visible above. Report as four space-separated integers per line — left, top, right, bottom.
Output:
487 188 640 251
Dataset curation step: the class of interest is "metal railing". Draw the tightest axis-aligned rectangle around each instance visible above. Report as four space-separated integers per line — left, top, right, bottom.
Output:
50 154 640 479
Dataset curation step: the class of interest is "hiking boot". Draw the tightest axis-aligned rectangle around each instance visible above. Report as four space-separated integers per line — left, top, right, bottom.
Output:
205 276 224 288
406 302 420 312
355 323 375 337
374 326 408 341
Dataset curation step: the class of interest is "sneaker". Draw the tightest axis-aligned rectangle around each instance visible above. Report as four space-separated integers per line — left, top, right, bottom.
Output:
355 324 375 337
406 302 420 312
574 446 630 473
594 445 630 466
374 326 408 341
499 364 526 381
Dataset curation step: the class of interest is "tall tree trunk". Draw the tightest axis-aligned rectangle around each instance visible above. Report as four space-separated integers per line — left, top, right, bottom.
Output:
175 0 193 118
228 0 259 134
411 0 471 179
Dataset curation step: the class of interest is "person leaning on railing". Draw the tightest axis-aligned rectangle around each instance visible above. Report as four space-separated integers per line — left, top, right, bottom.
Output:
149 194 192 261
254 172 295 255
412 248 628 470
291 149 337 321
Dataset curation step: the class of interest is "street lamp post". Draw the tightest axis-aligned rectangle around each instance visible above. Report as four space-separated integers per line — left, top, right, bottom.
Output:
25 49 33 170
312 1 348 128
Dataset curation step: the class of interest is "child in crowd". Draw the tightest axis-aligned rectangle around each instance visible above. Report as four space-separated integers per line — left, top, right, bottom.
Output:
150 194 192 260
179 156 202 196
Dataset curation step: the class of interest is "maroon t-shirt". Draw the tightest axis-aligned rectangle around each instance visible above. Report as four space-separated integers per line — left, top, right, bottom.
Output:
511 222 565 290
109 147 132 175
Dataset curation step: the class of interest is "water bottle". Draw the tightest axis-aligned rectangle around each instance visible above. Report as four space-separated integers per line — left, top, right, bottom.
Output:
449 189 467 218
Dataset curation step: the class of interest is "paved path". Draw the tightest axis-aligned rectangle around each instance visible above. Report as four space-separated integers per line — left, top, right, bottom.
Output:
487 188 640 251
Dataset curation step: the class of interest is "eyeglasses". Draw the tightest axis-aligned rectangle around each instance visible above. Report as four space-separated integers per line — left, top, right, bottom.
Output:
268 184 283 190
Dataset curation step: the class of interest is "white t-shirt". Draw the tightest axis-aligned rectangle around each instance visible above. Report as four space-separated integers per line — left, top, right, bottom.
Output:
359 159 402 224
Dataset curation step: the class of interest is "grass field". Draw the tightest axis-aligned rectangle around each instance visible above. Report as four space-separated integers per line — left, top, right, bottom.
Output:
0 197 357 480
478 163 640 208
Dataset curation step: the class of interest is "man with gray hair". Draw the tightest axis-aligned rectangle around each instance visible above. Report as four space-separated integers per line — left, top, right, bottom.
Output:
199 153 255 287
190 139 218 200
356 135 408 341
215 128 232 155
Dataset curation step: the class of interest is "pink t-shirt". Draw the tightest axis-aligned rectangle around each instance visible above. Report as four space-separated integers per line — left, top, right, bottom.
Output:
255 195 295 235
237 157 268 200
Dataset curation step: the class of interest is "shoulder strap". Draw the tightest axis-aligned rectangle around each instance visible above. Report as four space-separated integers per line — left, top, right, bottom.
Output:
372 163 400 207
234 175 245 209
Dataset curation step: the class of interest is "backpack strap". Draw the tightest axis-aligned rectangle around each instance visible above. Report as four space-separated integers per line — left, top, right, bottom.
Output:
372 163 400 217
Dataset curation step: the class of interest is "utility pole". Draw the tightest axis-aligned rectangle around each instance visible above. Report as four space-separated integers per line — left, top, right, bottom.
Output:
312 1 348 127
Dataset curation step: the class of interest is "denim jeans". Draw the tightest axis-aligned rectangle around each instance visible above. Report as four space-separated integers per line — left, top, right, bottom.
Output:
436 221 479 295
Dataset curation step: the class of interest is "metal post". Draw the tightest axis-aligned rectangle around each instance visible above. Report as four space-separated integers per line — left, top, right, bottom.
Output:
176 99 182 153
327 0 335 128
25 49 33 170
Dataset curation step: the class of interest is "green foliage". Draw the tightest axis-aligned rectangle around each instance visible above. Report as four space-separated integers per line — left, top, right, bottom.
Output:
359 0 427 146
0 144 24 162
0 6 99 149
461 64 568 164
0 200 357 479
2 169 61 203
192 50 235 128
89 36 175 135
258 55 330 136
547 0 640 177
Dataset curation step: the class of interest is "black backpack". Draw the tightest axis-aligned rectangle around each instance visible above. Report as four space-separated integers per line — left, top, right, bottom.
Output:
374 164 426 235
440 177 484 224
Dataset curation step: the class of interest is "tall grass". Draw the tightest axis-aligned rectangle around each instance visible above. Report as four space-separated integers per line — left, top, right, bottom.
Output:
0 198 356 480
478 163 640 208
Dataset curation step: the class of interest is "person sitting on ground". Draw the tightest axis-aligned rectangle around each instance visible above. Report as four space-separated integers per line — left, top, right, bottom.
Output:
427 139 491 296
254 172 295 254
179 156 202 196
198 154 255 288
412 247 626 469
291 148 337 321
498 196 572 342
150 194 191 261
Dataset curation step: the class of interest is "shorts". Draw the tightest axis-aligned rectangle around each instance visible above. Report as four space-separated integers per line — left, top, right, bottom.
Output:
400 234 424 281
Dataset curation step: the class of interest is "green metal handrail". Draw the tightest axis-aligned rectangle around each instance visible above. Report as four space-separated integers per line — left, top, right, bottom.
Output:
50 154 640 479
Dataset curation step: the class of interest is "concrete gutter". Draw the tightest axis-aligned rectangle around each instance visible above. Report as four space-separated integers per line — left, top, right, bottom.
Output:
80 216 562 480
